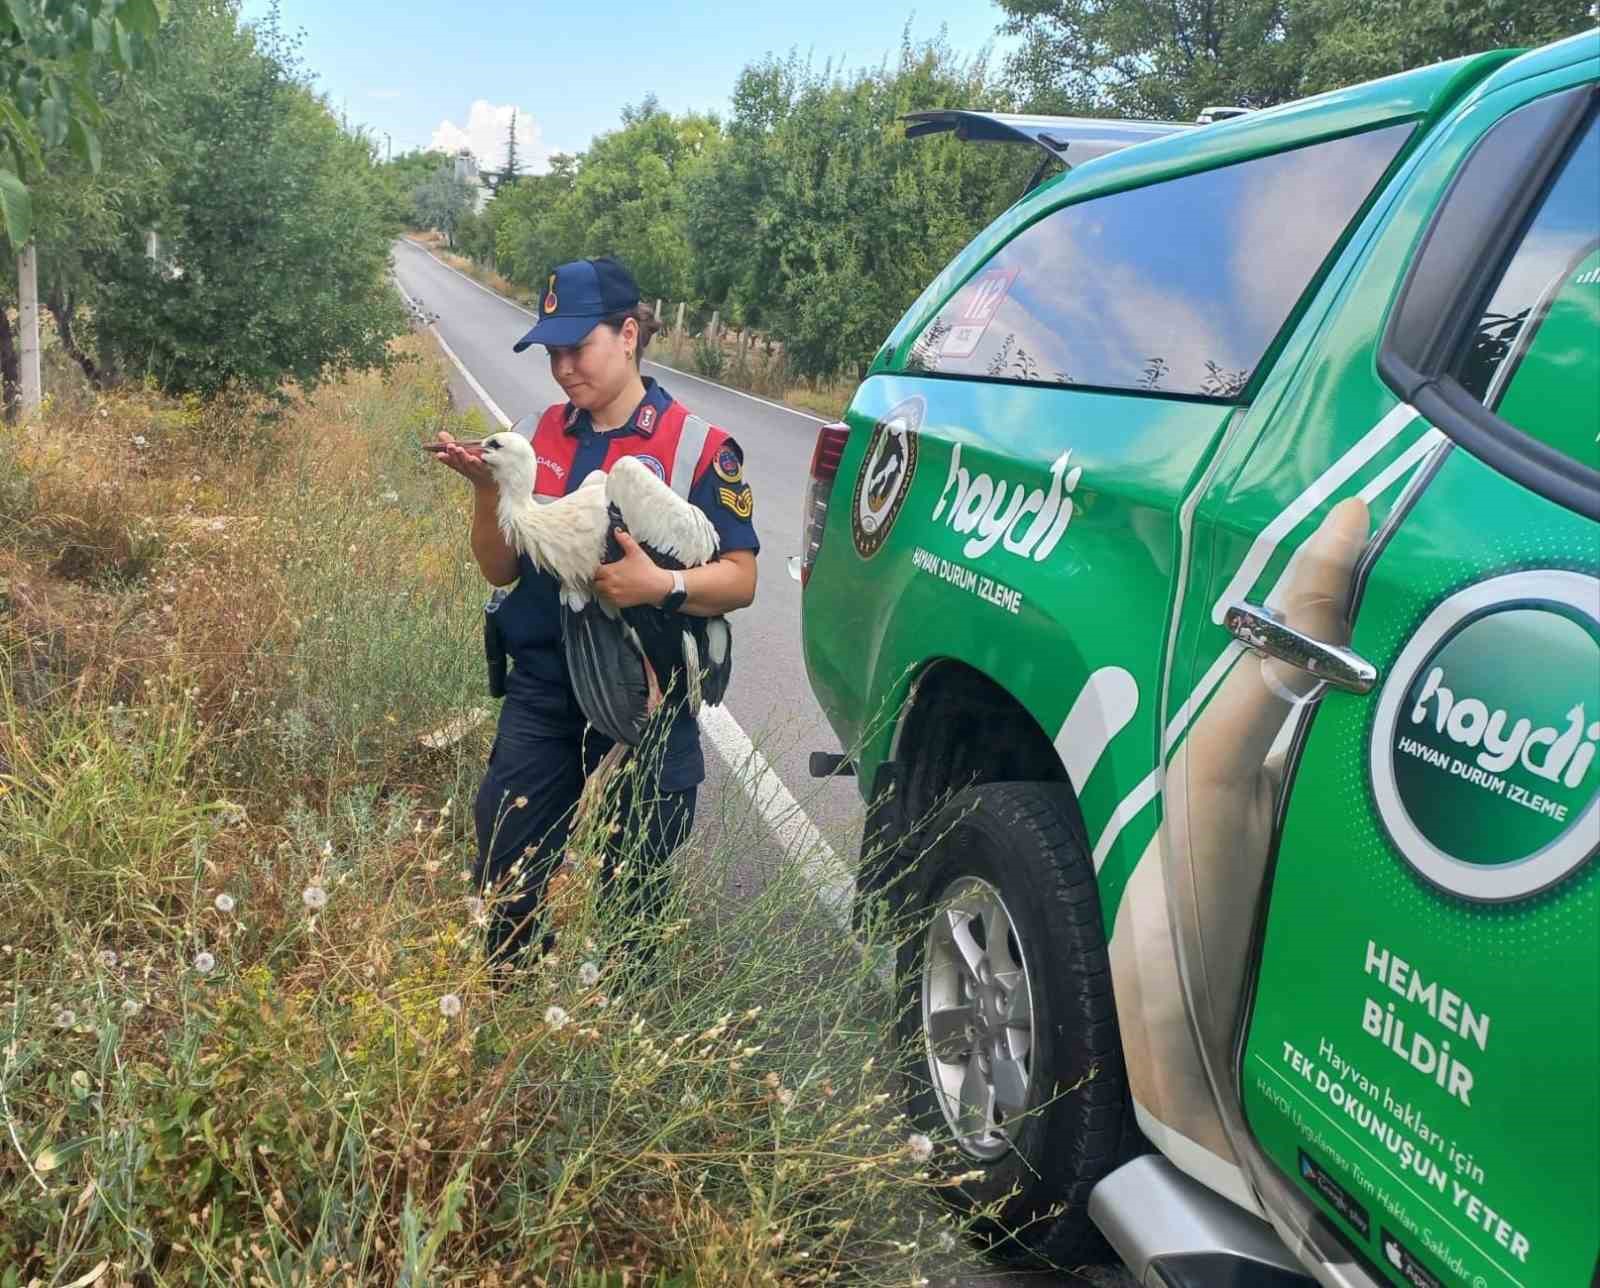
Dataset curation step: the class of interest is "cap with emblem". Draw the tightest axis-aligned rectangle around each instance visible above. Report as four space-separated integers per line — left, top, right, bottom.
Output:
512 257 641 352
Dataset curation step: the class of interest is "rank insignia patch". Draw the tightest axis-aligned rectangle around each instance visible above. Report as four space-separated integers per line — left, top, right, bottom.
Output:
718 485 754 519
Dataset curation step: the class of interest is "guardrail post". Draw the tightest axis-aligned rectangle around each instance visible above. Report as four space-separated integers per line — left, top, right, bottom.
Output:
675 301 685 335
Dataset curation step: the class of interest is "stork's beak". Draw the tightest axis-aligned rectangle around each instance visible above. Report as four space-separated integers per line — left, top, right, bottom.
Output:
422 439 486 459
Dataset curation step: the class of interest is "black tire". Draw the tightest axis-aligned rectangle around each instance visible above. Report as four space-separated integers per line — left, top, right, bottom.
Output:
895 780 1129 1266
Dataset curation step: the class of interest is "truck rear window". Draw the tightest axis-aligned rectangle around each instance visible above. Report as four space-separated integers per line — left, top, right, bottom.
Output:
907 123 1412 399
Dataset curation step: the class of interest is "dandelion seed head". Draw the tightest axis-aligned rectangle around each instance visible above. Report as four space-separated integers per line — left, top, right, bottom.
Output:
438 993 462 1018
302 885 328 911
98 949 118 968
907 1133 934 1163
214 893 235 914
121 999 142 1018
54 1008 76 1029
578 961 601 987
193 951 216 975
543 1005 569 1031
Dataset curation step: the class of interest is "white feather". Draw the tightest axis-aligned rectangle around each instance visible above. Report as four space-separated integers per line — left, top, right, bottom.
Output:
480 432 610 608
605 456 719 565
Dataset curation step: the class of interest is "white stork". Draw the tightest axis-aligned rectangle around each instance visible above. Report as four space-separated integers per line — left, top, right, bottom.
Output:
474 432 716 608
469 431 731 743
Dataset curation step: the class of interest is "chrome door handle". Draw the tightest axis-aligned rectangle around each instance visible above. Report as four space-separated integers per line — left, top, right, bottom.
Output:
1223 601 1379 695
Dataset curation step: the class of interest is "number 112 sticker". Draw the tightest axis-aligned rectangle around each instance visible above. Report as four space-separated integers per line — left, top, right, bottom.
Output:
941 267 1019 360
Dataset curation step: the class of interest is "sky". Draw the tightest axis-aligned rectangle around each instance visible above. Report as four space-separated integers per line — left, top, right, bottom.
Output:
238 1 1016 172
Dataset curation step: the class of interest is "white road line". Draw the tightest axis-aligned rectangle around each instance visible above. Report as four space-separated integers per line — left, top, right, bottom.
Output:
394 273 513 428
395 258 846 922
396 237 831 426
642 357 831 425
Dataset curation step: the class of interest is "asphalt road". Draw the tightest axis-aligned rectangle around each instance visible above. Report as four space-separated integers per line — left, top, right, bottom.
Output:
391 240 1129 1288
391 238 866 861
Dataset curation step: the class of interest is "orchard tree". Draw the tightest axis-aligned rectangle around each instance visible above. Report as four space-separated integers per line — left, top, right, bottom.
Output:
413 157 476 245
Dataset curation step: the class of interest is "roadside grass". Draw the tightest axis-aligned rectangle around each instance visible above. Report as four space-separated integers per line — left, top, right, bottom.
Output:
0 332 997 1284
405 234 858 422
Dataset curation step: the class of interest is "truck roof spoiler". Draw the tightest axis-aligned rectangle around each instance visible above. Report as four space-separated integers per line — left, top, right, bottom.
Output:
901 110 1190 194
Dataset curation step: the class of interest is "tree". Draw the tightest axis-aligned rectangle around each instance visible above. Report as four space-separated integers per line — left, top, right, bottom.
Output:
413 157 476 246
995 0 1304 118
995 0 1597 119
0 0 169 414
686 35 1030 377
499 107 521 188
80 0 406 400
377 146 449 229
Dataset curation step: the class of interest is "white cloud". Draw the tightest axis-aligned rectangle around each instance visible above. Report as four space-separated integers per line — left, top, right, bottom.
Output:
430 101 549 175
368 88 403 100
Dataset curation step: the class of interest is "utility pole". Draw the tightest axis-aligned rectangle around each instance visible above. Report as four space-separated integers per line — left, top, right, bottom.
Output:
17 244 41 417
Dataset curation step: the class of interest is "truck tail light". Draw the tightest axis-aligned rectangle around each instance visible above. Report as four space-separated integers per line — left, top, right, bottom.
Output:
801 422 850 588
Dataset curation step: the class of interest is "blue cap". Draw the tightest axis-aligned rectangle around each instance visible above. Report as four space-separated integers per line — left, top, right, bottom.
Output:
512 257 641 352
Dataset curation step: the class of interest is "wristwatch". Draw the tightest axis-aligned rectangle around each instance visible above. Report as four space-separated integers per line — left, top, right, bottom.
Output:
661 569 687 613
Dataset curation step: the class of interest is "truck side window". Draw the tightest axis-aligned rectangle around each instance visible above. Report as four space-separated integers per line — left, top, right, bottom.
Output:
1457 114 1599 472
906 123 1411 399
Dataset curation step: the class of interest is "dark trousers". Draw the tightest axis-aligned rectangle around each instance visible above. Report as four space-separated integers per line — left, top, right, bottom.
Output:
471 699 696 973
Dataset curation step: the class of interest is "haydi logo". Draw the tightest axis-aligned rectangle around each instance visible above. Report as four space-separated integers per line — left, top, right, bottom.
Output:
1370 570 1600 902
1409 668 1597 791
931 442 1081 562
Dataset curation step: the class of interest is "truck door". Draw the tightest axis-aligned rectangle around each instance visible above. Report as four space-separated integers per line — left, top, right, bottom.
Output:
1169 62 1597 1288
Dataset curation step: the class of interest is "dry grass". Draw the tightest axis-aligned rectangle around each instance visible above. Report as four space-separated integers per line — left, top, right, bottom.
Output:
0 330 1004 1286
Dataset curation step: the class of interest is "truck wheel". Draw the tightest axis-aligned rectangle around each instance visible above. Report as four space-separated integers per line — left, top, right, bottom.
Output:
896 780 1128 1265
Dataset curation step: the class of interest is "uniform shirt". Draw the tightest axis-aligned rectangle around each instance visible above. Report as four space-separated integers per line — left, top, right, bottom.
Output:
484 378 759 790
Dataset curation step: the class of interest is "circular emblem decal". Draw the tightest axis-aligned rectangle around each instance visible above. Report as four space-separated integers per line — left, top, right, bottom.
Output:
1369 570 1600 902
633 454 666 481
851 396 922 559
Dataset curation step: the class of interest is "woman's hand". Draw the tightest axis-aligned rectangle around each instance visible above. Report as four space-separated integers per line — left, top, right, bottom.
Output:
594 529 674 610
429 430 495 490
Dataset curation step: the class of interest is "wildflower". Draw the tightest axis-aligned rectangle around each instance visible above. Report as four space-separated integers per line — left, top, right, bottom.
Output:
99 949 118 969
320 840 333 859
543 1006 569 1031
578 961 601 987
121 999 142 1018
439 994 462 1018
763 1071 782 1089
935 1230 958 1253
440 798 453 820
776 1087 795 1110
302 886 327 911
214 893 235 914
907 1133 934 1163
513 795 528 809
193 952 216 975
466 896 486 924
54 1008 76 1029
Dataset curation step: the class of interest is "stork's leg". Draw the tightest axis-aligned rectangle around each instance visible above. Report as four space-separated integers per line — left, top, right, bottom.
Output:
642 653 663 715
574 742 630 842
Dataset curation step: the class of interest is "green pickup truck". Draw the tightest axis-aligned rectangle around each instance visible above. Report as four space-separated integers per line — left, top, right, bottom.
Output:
800 31 1598 1288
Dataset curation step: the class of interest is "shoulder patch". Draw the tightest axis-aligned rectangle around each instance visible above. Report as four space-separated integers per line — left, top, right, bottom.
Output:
718 485 754 519
712 444 744 484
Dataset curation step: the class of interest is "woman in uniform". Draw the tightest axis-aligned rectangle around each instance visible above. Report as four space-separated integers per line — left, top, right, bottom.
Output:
431 256 759 978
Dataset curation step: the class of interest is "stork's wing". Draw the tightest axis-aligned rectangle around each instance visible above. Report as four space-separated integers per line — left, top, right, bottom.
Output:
696 615 733 707
562 598 651 747
606 456 719 566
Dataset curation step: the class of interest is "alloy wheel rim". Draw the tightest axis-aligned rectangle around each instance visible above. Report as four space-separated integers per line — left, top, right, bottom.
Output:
920 875 1035 1160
